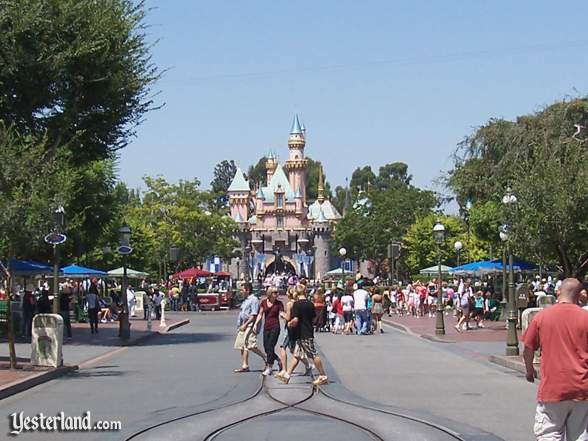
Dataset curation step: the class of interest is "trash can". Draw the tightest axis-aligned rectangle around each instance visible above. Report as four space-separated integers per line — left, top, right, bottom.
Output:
31 314 64 368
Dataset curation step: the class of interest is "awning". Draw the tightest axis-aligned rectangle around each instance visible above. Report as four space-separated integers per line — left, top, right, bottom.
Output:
61 264 107 278
107 267 149 278
172 267 213 280
8 259 54 276
419 265 453 275
326 268 354 276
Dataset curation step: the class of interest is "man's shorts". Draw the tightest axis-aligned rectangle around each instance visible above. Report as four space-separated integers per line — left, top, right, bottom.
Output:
534 400 588 440
294 338 317 359
343 311 353 323
234 324 257 350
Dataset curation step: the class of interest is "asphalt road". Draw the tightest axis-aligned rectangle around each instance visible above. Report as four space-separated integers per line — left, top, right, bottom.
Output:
0 312 537 441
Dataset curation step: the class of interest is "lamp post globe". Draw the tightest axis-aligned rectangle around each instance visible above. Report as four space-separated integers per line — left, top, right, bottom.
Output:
432 220 446 335
118 225 131 248
339 247 347 257
454 240 463 267
433 220 445 245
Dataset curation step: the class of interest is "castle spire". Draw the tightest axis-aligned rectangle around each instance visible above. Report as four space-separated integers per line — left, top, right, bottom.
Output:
290 114 303 135
317 165 325 204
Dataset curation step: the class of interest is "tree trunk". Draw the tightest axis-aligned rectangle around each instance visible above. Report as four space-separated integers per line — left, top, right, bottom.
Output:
6 270 17 369
555 243 573 277
574 252 588 279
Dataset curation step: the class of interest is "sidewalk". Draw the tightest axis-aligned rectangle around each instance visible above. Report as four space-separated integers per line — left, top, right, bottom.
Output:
0 314 190 399
383 313 532 375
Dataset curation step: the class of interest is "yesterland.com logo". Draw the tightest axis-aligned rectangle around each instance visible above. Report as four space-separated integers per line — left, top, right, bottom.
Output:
8 411 122 435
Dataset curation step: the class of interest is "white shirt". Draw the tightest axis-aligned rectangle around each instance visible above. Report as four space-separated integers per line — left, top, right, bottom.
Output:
353 289 369 310
341 295 354 312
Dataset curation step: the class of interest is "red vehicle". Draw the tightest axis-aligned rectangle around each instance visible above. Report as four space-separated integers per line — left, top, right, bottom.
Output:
197 272 234 311
197 292 221 311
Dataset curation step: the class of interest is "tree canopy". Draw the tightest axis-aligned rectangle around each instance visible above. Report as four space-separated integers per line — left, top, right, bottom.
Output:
447 97 588 277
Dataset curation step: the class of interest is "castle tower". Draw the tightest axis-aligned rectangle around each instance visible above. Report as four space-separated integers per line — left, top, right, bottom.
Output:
284 115 308 207
312 207 331 280
227 166 250 224
266 153 278 184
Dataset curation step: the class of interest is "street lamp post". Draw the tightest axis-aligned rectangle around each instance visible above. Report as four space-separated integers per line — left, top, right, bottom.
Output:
51 205 65 314
433 220 446 335
454 241 463 268
339 247 347 282
501 187 519 356
118 225 132 341
235 257 240 285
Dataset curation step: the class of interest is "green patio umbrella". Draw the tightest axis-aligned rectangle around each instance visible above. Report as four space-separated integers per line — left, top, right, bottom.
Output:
107 267 149 278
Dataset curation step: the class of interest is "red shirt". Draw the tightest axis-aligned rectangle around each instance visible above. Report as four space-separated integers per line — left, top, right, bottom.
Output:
260 298 284 331
522 303 588 402
332 298 343 315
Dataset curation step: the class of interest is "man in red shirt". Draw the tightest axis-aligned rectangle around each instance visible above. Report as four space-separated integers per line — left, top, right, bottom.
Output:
522 278 588 441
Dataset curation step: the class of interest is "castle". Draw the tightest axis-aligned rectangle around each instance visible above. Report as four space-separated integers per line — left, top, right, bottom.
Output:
227 115 341 281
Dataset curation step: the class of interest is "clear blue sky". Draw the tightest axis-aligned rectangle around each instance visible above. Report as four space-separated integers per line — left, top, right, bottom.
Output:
119 0 588 199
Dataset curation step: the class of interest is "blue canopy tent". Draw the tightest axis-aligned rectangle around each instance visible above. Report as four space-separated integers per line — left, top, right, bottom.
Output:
449 261 503 276
450 259 537 276
61 264 107 278
8 259 54 276
489 258 537 272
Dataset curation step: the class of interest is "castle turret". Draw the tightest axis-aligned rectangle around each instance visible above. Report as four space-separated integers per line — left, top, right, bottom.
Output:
266 153 278 183
285 115 308 207
312 207 331 280
227 166 250 224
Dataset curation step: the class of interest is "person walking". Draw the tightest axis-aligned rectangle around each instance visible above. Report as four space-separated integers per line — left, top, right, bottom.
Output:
59 287 73 339
254 287 283 376
371 287 385 334
341 287 354 334
522 278 588 441
21 291 36 338
353 284 369 335
278 284 329 386
233 282 265 372
86 283 100 334
153 288 162 320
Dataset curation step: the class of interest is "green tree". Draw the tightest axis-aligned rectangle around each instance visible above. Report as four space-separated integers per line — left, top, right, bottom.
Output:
402 215 489 275
210 160 237 210
123 177 239 277
447 97 588 277
247 157 268 189
333 173 438 275
0 0 160 265
305 157 332 201
0 123 73 368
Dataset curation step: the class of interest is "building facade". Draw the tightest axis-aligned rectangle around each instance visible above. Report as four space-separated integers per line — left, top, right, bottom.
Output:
227 115 341 280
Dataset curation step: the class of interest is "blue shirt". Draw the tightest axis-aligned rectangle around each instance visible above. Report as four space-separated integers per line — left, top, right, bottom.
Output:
237 294 260 328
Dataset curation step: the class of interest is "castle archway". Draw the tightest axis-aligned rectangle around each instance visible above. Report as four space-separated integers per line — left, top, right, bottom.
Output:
264 255 297 276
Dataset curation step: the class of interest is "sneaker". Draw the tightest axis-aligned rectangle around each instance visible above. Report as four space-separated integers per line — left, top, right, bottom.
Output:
312 376 329 386
454 325 462 333
262 367 272 376
277 373 290 384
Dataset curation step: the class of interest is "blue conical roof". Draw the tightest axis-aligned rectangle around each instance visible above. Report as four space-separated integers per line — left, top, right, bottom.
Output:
290 114 303 134
228 167 250 192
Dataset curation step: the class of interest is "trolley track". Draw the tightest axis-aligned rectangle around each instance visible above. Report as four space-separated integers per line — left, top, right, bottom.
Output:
125 372 469 441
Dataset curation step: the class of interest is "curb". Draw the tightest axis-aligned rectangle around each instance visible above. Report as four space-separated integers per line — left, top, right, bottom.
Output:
164 319 190 333
488 355 540 378
0 364 78 400
382 318 418 336
382 319 456 343
0 319 192 400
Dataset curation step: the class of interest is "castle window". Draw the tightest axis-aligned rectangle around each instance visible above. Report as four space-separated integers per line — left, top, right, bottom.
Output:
276 193 283 208
277 215 284 229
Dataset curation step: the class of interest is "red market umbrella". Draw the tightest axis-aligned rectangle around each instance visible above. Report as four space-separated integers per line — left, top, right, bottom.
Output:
172 267 213 280
214 271 231 278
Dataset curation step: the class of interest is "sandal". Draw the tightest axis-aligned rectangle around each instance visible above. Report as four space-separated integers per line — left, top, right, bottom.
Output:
234 367 250 373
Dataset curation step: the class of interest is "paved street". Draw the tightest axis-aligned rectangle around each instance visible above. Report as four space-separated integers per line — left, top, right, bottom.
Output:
0 312 538 441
